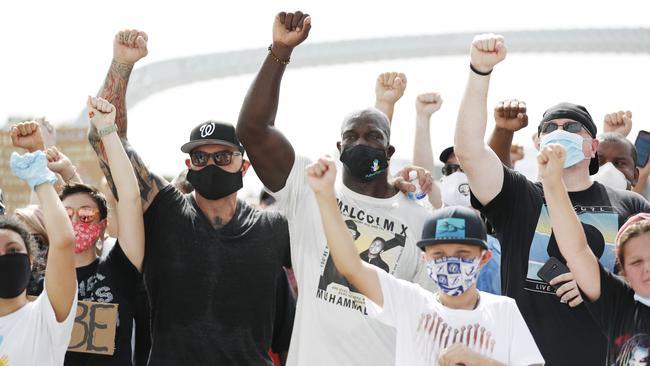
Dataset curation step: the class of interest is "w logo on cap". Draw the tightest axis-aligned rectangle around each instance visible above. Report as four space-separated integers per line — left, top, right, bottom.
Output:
199 123 215 138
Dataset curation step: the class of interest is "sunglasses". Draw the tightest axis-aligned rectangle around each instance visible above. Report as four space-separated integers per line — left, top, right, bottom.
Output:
189 150 243 167
66 207 100 223
442 164 463 176
540 121 586 135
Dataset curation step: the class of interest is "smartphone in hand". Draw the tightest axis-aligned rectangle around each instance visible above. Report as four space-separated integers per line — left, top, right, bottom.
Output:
537 257 570 290
635 130 650 167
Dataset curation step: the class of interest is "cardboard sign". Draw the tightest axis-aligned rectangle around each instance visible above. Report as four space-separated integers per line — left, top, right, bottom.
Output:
68 301 119 355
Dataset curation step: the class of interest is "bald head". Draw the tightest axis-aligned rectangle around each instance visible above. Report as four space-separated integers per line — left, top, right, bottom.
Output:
340 108 391 142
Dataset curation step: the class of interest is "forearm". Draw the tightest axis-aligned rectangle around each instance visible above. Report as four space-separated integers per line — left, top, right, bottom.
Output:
488 127 514 168
413 116 442 208
238 47 289 136
375 101 395 123
543 179 600 300
36 183 76 321
96 60 133 137
102 133 144 271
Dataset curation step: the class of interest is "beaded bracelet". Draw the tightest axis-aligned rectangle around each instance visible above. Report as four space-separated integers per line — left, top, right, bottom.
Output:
268 44 290 65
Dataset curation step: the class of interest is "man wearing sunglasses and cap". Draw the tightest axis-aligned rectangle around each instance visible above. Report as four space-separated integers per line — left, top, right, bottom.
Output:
87 30 292 365
453 33 650 365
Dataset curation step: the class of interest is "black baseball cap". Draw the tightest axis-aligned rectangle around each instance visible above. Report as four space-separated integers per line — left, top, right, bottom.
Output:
180 121 244 153
439 146 455 163
416 206 488 251
538 103 599 175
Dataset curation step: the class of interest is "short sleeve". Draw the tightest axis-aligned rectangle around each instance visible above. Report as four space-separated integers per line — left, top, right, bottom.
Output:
470 166 542 248
265 155 313 220
583 263 635 334
144 184 182 220
39 285 78 347
366 267 427 328
507 298 545 365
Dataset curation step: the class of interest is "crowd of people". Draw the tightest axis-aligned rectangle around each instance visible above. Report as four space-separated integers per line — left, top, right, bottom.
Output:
1 10 649 366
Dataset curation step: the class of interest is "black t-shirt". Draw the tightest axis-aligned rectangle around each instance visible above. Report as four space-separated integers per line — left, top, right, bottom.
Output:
143 185 291 366
584 264 650 366
471 166 650 366
65 242 141 366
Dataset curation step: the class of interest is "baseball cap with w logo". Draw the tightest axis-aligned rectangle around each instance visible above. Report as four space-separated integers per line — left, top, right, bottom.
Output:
180 121 244 153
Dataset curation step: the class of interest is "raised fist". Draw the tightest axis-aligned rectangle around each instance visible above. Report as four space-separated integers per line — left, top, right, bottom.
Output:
494 99 528 132
87 96 117 129
415 92 443 118
45 146 74 178
510 143 525 164
470 33 506 73
603 110 632 137
272 11 311 54
538 144 566 182
306 156 337 194
10 121 45 153
113 29 148 65
375 72 407 106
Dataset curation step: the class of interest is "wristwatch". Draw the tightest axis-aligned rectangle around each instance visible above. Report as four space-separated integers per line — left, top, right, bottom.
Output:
98 124 118 138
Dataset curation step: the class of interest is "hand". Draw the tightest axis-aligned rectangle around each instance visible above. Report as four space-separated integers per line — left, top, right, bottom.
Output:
549 272 584 307
510 143 525 164
603 110 632 137
87 96 117 129
415 92 443 118
375 72 407 106
113 29 148 65
10 121 45 153
494 99 528 132
45 146 75 179
537 144 566 183
272 11 311 57
392 166 432 195
639 158 650 180
437 343 483 366
35 117 56 148
470 33 506 73
306 156 337 194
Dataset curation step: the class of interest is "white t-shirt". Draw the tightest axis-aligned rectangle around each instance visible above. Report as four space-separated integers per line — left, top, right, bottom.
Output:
270 155 433 366
0 287 77 366
368 268 544 365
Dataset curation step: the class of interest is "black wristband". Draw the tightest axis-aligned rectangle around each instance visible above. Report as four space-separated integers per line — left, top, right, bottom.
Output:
470 63 492 76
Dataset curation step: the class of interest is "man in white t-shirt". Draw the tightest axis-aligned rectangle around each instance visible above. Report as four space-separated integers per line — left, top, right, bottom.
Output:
305 155 545 366
237 11 434 366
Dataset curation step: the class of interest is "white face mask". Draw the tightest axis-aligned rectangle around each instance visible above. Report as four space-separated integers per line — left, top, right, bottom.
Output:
634 293 650 308
441 172 471 207
592 162 630 190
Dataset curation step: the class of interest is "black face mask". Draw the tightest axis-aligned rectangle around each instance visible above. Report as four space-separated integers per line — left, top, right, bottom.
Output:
0 253 31 299
339 144 389 182
186 164 243 200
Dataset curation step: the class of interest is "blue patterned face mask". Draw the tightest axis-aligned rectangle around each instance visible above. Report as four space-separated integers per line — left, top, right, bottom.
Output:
427 256 481 296
539 129 588 169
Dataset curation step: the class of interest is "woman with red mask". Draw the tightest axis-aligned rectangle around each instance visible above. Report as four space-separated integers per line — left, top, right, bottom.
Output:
61 97 145 366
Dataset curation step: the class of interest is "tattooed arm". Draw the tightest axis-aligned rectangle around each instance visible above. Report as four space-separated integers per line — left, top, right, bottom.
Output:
87 29 168 212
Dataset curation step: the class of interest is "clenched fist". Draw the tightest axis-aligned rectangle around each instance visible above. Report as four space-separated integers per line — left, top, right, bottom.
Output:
114 29 148 65
87 96 117 130
45 146 75 179
415 92 443 118
603 110 632 137
272 11 311 59
470 33 506 73
375 72 407 106
538 144 566 182
494 99 528 132
306 156 337 194
11 121 45 153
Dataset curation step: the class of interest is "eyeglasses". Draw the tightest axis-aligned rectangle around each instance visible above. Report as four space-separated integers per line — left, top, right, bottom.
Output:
540 121 586 135
66 207 100 223
189 150 243 167
442 164 463 176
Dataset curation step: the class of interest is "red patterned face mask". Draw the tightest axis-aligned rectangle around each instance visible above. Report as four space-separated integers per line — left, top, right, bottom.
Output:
73 220 106 254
